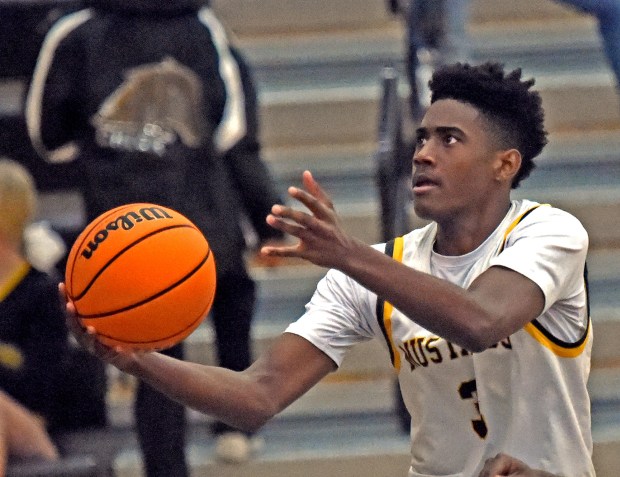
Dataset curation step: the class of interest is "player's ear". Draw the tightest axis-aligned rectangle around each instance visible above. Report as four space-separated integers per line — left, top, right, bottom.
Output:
494 148 521 184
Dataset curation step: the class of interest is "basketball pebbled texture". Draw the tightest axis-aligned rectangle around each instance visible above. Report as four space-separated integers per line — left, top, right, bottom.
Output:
65 203 216 350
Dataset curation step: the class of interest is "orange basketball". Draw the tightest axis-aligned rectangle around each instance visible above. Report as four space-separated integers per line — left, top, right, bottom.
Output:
65 203 216 351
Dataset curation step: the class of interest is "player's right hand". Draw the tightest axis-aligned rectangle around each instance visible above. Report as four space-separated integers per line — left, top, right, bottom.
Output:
58 282 139 372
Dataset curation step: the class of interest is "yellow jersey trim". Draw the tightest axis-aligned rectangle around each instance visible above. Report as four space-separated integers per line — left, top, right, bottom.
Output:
499 204 549 253
499 203 590 358
383 236 404 370
0 261 30 302
524 319 591 358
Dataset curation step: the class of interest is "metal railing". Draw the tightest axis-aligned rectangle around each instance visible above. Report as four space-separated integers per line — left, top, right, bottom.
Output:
374 66 411 243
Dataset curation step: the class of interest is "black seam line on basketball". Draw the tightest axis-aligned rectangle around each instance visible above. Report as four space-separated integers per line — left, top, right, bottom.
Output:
77 248 211 319
93 293 213 344
73 224 204 301
69 204 136 300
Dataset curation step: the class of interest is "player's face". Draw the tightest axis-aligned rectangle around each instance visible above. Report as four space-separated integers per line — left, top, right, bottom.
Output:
412 99 501 223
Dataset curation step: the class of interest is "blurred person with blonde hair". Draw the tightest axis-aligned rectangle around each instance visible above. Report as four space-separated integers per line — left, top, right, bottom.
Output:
0 158 37 249
0 158 69 474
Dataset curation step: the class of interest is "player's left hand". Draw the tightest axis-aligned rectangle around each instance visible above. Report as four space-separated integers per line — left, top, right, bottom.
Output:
478 453 557 477
249 238 289 268
261 170 362 269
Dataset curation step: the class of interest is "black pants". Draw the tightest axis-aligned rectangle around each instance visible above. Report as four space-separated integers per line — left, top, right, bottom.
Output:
135 343 188 477
134 270 256 476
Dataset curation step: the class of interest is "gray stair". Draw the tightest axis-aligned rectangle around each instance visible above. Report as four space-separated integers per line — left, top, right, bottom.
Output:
256 69 620 151
210 0 607 89
112 413 411 477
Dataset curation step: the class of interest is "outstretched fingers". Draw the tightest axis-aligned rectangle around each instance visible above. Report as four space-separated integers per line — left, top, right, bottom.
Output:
302 170 334 210
260 241 300 258
267 204 310 234
283 171 336 223
262 170 347 264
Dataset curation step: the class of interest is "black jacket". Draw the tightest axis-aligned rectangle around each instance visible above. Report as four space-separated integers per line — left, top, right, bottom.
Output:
0 266 69 428
26 0 283 275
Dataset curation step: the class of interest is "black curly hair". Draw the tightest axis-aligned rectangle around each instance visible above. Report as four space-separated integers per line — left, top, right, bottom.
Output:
428 62 547 188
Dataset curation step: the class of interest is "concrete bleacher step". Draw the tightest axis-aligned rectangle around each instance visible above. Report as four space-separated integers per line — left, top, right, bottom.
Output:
470 16 599 62
109 409 620 477
112 413 411 477
212 0 397 36
212 0 583 38
114 438 620 477
257 69 620 151
472 0 584 24
210 0 602 84
265 127 620 191
209 0 620 160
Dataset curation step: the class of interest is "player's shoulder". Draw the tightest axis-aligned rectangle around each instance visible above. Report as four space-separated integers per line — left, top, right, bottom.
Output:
373 223 437 252
512 199 588 242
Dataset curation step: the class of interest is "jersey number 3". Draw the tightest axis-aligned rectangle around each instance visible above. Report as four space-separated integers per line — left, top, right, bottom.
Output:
458 379 488 439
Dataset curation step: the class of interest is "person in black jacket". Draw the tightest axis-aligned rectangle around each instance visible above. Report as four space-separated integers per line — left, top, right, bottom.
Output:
25 0 284 474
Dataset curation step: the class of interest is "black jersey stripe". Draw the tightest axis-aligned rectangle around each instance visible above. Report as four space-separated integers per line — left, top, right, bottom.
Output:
377 238 396 367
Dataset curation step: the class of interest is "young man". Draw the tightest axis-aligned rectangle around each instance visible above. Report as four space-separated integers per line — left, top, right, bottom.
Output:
65 62 593 476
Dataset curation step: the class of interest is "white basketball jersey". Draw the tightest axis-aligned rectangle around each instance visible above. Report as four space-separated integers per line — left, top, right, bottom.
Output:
286 199 594 477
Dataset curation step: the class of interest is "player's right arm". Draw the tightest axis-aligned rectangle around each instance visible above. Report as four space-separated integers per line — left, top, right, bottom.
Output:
130 332 335 431
61 284 336 432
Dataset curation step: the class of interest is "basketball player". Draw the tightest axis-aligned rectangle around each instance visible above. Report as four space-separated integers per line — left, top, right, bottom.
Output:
64 62 592 476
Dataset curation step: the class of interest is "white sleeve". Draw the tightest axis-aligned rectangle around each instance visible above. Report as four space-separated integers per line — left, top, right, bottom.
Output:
285 268 377 368
489 206 589 314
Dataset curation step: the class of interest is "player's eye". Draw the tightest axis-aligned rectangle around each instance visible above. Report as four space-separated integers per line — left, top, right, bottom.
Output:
444 135 457 145
415 136 428 149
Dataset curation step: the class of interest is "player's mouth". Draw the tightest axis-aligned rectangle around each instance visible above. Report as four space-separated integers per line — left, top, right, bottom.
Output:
412 174 440 194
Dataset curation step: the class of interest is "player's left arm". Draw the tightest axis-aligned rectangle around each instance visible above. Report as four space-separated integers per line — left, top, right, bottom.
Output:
263 172 584 352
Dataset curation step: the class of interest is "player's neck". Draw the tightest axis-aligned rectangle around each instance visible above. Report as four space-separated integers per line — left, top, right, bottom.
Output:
434 200 512 256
